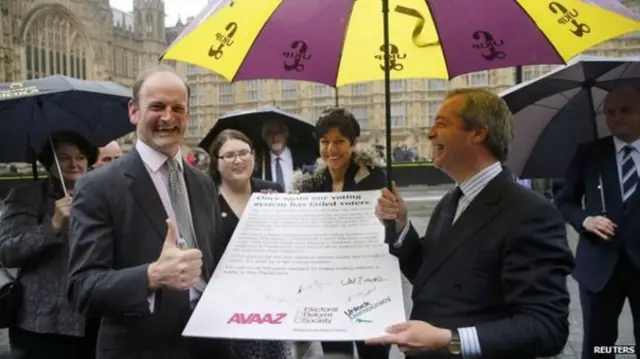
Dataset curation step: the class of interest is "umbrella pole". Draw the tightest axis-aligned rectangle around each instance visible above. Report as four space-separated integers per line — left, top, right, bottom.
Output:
37 97 69 197
515 65 523 84
48 138 69 198
381 0 396 242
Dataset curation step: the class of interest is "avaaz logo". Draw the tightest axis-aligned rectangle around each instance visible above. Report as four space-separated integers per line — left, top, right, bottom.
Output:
227 312 287 325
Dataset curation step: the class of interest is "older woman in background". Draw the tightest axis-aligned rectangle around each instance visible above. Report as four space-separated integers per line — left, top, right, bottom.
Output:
0 131 98 359
208 129 291 359
292 108 390 359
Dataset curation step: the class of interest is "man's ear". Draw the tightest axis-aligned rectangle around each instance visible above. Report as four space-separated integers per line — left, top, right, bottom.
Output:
471 125 488 144
128 100 138 125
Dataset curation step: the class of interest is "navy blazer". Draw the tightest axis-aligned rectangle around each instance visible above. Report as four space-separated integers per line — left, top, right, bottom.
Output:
555 136 640 292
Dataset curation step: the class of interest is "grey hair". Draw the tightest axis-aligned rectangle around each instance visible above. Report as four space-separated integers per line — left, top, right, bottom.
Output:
261 119 290 141
445 87 514 162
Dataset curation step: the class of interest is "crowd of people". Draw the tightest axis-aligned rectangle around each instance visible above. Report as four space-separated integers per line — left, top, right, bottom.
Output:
0 63 638 359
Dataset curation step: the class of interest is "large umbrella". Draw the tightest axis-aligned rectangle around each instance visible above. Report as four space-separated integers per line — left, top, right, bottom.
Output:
501 54 640 180
162 0 640 241
161 0 639 182
0 75 133 164
198 105 316 153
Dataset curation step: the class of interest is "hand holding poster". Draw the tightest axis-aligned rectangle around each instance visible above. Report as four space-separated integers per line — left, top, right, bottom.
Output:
183 190 406 341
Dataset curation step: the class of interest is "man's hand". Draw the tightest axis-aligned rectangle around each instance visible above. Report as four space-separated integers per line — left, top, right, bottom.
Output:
584 215 616 240
375 181 408 233
51 196 72 233
365 320 452 354
147 219 203 291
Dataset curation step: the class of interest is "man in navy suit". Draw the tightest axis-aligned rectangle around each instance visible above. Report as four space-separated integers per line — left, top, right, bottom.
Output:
556 85 640 359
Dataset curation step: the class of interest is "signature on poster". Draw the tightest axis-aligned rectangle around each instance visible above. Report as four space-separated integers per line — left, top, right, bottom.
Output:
297 279 331 294
348 286 377 302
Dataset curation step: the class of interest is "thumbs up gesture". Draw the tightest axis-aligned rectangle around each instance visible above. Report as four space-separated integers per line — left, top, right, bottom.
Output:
147 219 203 291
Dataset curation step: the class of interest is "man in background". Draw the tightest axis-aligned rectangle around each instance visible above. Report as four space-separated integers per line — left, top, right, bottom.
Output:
255 119 315 192
555 85 640 359
93 141 122 169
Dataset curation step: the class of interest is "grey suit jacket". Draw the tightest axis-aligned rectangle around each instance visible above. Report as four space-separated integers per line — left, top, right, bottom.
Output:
0 179 86 336
67 148 225 358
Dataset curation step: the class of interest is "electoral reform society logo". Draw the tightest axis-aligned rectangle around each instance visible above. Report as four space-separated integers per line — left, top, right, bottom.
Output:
294 306 338 325
343 297 391 323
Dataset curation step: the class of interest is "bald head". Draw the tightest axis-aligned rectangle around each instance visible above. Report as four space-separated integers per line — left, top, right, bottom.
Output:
94 141 122 168
604 85 640 143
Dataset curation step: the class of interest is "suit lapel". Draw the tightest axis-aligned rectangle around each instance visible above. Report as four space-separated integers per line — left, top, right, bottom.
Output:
413 173 506 289
623 174 640 215
292 150 302 170
264 155 273 181
183 166 214 279
123 149 167 240
599 138 624 221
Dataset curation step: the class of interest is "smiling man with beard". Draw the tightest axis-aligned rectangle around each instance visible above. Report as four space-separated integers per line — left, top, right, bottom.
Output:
67 65 226 359
370 88 574 359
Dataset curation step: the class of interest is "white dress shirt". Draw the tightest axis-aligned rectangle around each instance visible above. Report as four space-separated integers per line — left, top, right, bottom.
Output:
613 136 640 197
136 140 200 312
270 146 294 192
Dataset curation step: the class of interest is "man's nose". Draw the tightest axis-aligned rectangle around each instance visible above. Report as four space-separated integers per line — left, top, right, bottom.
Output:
159 107 174 121
427 128 437 140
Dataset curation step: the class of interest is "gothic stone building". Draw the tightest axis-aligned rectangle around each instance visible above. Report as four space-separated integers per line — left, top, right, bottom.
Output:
0 0 189 163
0 0 174 86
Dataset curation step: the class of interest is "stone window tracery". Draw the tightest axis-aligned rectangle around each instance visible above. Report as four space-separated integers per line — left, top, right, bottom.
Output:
24 11 88 80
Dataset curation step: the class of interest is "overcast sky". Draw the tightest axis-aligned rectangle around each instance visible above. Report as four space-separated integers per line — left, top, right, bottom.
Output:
109 0 209 27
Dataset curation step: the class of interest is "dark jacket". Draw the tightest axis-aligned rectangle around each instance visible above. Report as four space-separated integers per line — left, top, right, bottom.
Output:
0 177 87 336
555 136 640 292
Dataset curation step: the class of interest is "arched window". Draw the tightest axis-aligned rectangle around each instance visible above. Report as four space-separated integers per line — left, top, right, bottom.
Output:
24 12 88 80
145 13 153 36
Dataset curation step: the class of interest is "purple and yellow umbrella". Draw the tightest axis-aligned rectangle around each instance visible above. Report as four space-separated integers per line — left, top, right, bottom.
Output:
162 0 640 86
162 0 639 243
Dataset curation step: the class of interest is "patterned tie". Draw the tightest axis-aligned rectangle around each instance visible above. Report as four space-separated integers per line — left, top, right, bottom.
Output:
275 157 285 189
622 145 639 203
166 158 206 292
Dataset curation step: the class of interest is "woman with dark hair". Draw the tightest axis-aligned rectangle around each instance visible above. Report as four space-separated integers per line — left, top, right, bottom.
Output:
0 131 99 358
291 108 390 359
208 129 291 359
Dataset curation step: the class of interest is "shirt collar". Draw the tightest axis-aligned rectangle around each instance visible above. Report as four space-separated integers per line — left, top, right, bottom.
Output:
613 136 640 154
270 146 292 162
135 140 183 173
457 161 503 196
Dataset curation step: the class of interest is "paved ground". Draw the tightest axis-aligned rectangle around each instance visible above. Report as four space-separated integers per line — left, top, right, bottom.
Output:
0 185 635 359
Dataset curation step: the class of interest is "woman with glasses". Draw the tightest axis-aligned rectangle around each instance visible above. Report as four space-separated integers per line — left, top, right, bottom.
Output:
207 129 291 359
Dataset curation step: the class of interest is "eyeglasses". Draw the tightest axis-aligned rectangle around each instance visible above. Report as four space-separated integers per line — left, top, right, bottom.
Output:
218 149 253 162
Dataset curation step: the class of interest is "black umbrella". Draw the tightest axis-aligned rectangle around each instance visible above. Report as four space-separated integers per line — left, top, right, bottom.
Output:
500 55 640 213
0 75 133 164
198 105 317 155
501 55 640 179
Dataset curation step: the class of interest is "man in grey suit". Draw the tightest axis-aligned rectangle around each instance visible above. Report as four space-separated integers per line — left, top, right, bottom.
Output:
67 65 226 359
